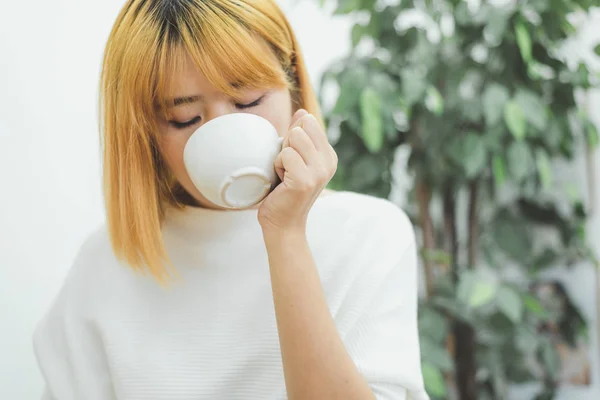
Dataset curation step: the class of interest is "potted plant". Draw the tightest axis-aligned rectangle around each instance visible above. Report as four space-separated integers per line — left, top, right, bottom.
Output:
319 0 599 398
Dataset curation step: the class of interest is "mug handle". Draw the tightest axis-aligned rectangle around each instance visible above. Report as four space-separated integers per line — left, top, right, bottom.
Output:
220 166 272 209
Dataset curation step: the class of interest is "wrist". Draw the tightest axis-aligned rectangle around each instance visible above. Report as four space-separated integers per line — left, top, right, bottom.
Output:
262 225 307 245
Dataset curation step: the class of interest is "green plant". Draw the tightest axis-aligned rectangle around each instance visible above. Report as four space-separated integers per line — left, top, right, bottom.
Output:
317 0 599 399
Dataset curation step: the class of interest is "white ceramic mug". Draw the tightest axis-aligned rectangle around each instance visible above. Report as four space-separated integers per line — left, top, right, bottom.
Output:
183 113 283 209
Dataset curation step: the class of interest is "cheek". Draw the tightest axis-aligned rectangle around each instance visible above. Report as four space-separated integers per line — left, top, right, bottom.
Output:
158 133 189 174
260 91 293 136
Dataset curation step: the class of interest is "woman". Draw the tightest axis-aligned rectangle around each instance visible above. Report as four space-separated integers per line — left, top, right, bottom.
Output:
33 1 428 399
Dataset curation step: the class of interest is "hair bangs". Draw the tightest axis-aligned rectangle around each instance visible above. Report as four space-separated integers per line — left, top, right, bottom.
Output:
154 3 289 114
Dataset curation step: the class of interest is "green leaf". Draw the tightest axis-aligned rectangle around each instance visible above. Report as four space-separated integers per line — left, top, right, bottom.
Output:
516 327 539 352
576 63 591 87
559 63 592 87
419 308 448 343
351 24 372 47
360 88 384 153
532 248 560 269
492 155 506 185
422 362 447 398
541 341 561 379
425 86 444 115
545 119 563 151
515 21 532 62
327 168 346 191
454 2 471 26
483 11 509 46
421 249 451 265
457 272 476 306
349 154 383 188
332 64 368 116
504 100 527 140
463 135 487 178
594 43 600 57
334 0 362 15
449 133 487 178
469 280 498 308
535 149 553 188
497 286 523 323
586 120 599 148
528 61 556 80
351 26 363 48
484 126 505 152
507 141 534 182
401 69 427 105
366 10 383 38
524 295 547 317
514 89 548 130
420 337 453 371
483 83 510 126
492 212 532 261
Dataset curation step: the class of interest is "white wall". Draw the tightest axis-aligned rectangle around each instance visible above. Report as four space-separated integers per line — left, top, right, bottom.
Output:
0 1 112 397
0 1 351 398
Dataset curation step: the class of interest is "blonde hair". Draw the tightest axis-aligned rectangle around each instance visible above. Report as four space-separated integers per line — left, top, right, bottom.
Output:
100 0 321 283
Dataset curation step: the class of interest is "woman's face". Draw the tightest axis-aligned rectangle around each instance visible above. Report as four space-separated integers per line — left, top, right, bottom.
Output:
156 54 295 209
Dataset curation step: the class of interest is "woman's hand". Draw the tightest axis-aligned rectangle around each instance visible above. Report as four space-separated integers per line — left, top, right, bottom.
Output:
258 109 338 233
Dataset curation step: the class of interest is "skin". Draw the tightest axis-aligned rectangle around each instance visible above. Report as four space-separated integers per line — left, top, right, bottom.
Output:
157 53 375 400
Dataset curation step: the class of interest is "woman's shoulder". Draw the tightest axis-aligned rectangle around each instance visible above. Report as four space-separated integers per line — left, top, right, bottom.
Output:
46 226 121 314
69 225 118 278
309 191 418 299
76 224 114 258
33 227 109 344
313 190 414 236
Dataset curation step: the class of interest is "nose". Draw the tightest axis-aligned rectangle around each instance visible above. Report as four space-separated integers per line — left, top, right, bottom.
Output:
202 102 236 125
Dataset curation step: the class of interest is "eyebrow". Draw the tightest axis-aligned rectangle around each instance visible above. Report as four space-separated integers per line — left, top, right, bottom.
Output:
169 94 204 108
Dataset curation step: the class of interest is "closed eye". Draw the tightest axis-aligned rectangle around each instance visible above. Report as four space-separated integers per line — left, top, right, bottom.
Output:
235 95 265 110
169 116 201 129
168 94 265 129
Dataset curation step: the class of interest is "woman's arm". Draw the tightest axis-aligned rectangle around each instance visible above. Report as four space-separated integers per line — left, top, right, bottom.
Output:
262 227 376 400
259 109 427 400
258 109 374 399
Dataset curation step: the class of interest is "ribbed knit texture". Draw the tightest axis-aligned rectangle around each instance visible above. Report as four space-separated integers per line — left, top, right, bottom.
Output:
33 191 429 400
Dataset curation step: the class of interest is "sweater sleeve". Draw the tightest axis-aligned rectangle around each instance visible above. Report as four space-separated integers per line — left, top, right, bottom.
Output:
32 244 117 400
342 204 429 400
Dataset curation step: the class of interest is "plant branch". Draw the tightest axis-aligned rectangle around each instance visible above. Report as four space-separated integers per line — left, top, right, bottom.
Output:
468 180 479 268
416 179 436 298
444 184 478 400
443 184 459 283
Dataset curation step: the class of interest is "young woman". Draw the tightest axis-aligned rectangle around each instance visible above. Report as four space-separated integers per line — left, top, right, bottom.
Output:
33 1 428 399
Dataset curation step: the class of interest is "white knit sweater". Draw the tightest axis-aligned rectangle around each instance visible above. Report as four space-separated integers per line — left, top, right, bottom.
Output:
33 191 429 400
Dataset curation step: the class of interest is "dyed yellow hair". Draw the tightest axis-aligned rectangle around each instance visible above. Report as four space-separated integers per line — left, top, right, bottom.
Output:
100 0 321 283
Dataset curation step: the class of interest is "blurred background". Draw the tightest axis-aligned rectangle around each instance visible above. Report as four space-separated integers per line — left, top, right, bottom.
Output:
0 0 599 399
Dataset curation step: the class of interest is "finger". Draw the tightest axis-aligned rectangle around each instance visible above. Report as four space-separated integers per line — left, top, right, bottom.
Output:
287 127 320 166
281 111 306 150
291 113 329 151
274 147 307 181
290 109 309 128
286 110 310 149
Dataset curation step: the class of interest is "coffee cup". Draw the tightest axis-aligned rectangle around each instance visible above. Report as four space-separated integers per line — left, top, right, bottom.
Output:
183 113 283 209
